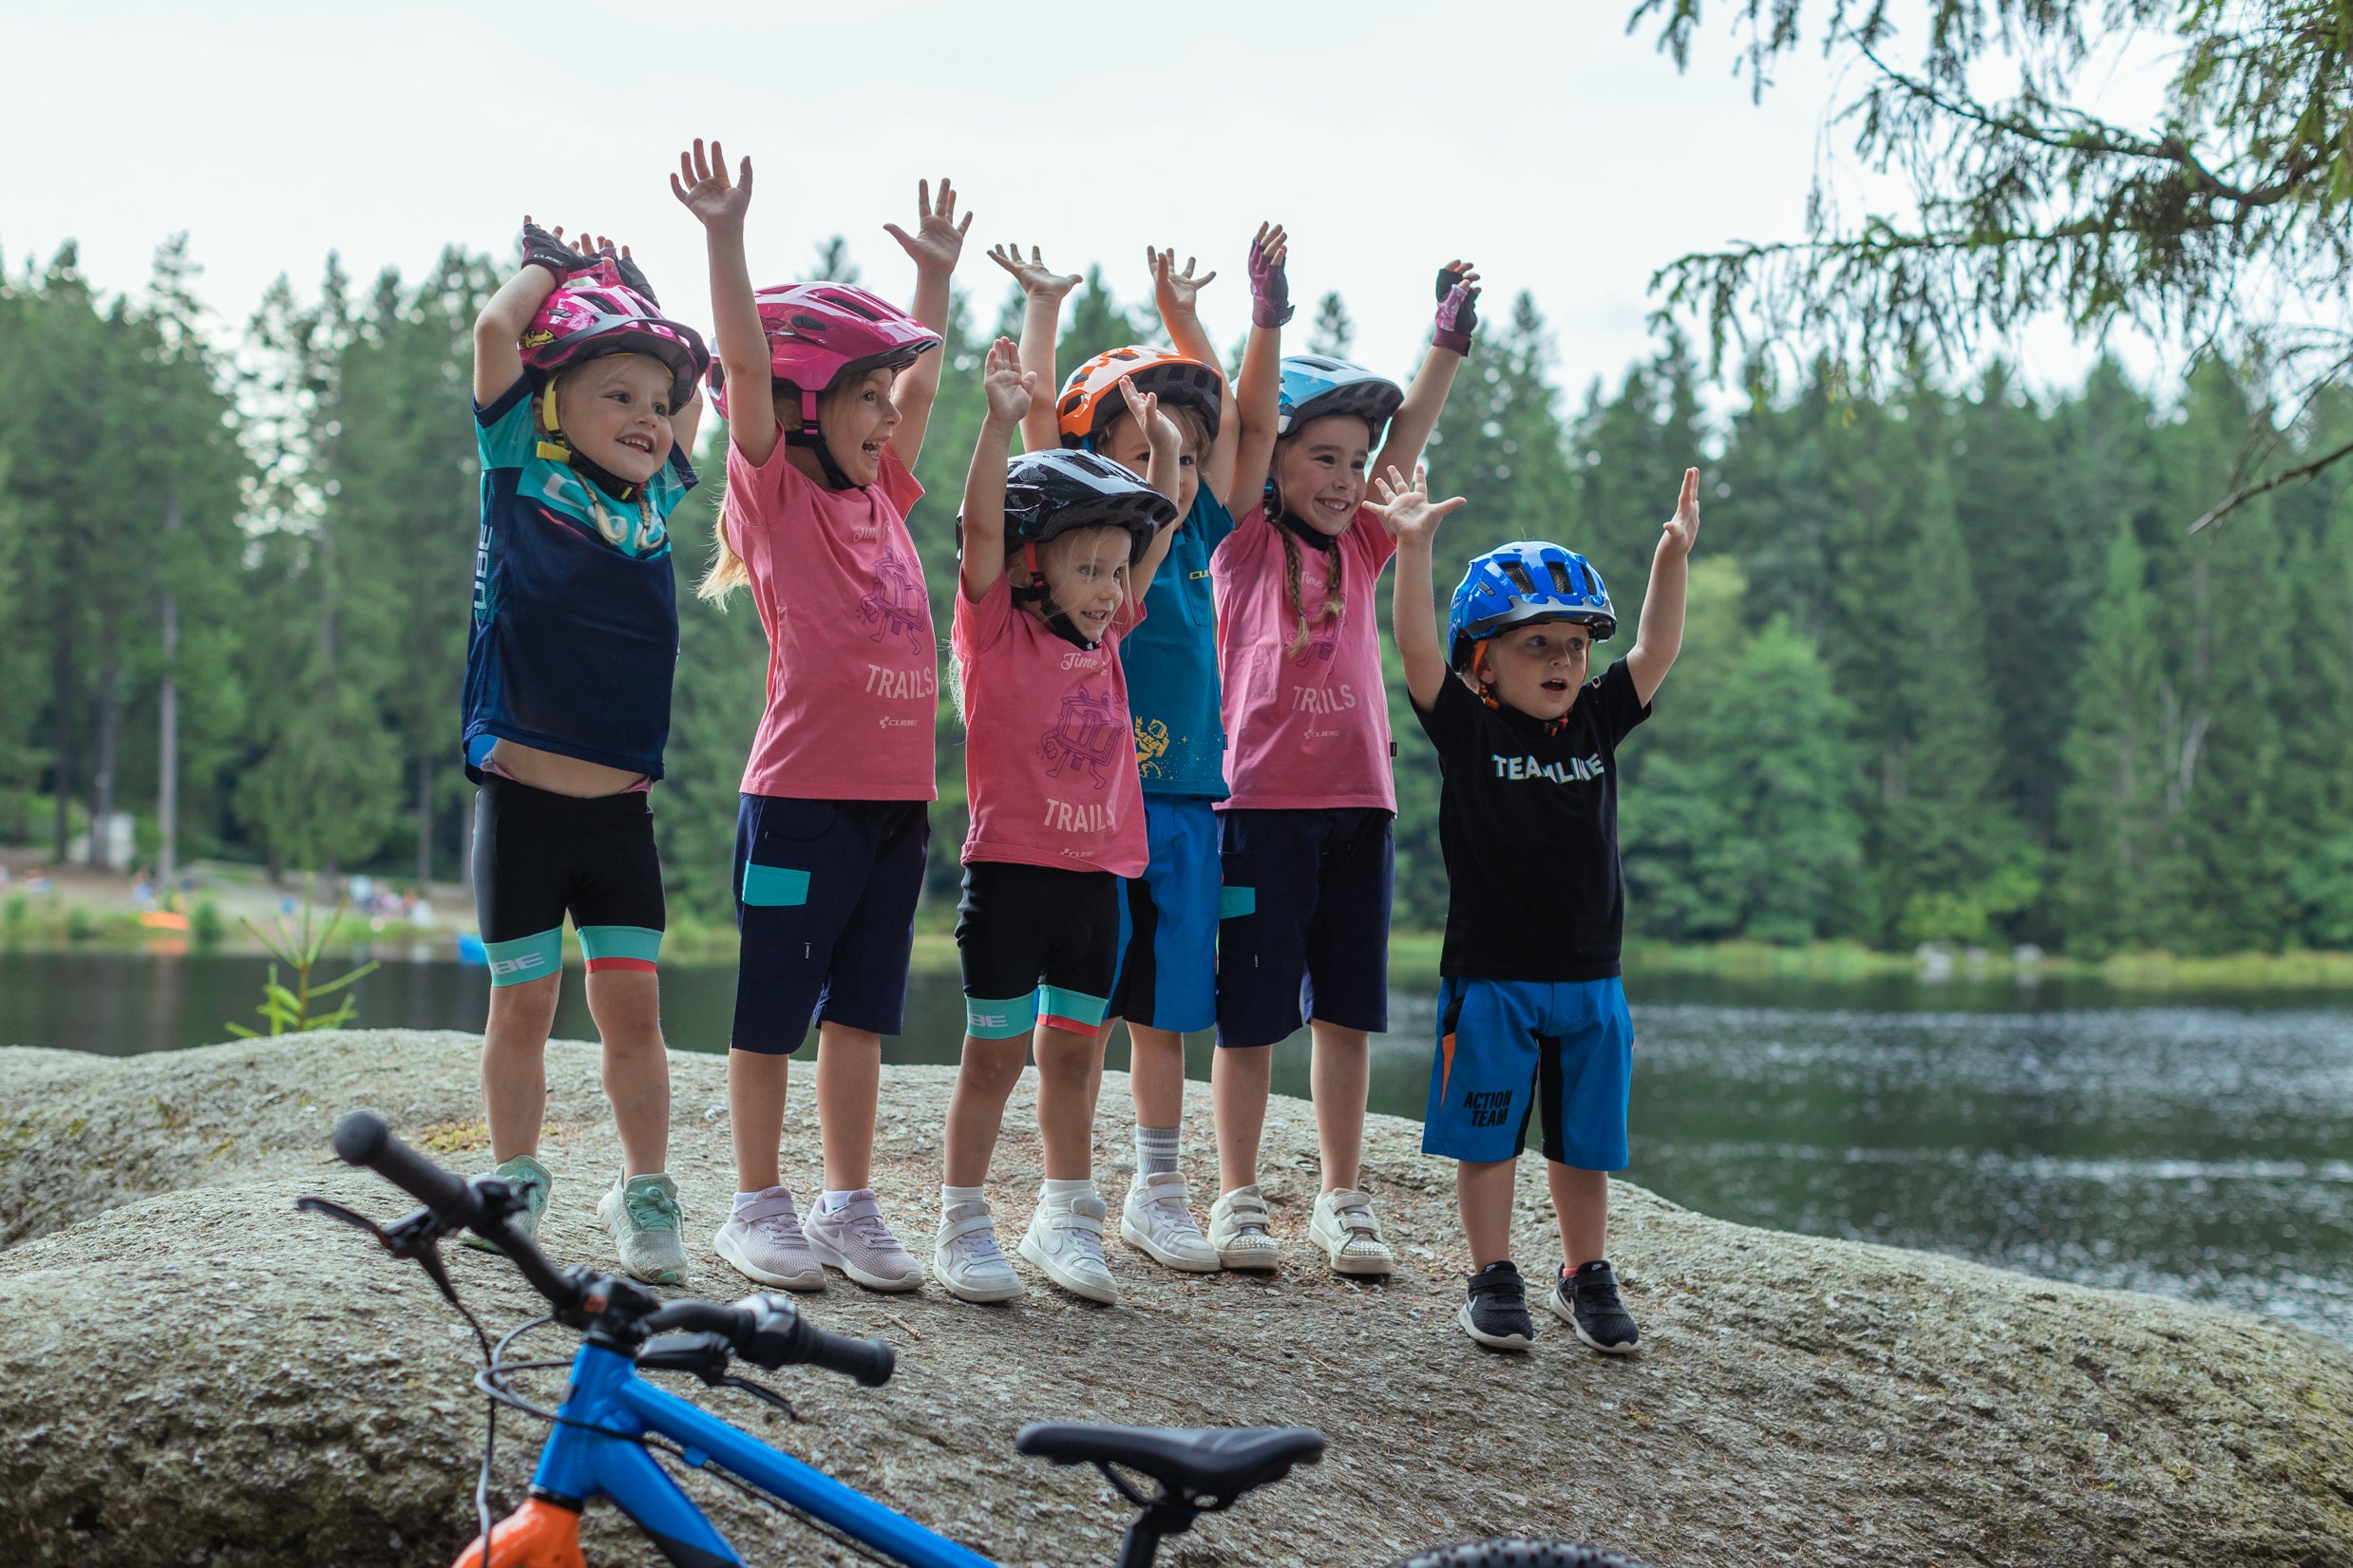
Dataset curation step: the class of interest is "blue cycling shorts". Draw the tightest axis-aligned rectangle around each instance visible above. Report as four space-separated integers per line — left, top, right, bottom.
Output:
1107 797 1221 1034
1420 976 1633 1171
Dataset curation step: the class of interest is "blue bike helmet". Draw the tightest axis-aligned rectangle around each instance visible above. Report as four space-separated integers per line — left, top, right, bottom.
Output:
1447 541 1616 671
1277 354 1404 442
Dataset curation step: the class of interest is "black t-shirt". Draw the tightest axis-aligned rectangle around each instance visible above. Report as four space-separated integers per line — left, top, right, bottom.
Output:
1411 660 1652 981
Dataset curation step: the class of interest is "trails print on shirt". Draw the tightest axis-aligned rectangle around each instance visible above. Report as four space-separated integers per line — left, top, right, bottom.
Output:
859 547 929 652
1041 683 1127 791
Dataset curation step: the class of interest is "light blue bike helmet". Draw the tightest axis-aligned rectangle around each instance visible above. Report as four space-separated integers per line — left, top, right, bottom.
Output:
1276 354 1404 441
1447 541 1616 671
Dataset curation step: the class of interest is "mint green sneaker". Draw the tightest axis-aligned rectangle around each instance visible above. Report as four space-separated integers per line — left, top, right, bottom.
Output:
599 1172 689 1285
461 1154 551 1253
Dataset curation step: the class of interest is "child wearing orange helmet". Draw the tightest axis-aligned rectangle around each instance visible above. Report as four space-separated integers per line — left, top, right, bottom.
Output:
673 139 971 1297
986 227 1287 1274
1205 248 1483 1277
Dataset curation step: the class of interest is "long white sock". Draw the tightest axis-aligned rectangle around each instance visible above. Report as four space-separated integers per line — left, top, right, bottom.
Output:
1040 1176 1098 1206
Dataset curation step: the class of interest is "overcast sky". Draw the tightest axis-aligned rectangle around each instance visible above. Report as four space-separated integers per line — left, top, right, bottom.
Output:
4 1 2157 402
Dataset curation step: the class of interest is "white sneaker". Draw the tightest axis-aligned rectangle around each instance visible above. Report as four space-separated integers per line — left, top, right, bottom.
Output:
806 1191 922 1292
712 1188 825 1292
1120 1171 1221 1272
932 1200 1024 1304
1019 1188 1118 1304
1205 1183 1282 1271
1309 1187 1396 1276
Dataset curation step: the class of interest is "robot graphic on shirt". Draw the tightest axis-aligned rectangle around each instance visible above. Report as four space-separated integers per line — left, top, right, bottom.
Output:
857 548 928 652
1133 717 1171 774
1039 684 1125 790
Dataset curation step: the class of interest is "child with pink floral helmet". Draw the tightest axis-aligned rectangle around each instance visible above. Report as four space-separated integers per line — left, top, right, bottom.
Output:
465 220 709 1286
673 138 970 1295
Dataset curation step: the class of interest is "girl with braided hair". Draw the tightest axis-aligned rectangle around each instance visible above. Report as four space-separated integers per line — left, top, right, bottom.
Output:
1205 244 1482 1277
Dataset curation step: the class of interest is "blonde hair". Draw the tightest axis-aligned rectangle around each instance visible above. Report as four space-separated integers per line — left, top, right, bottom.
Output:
697 493 750 606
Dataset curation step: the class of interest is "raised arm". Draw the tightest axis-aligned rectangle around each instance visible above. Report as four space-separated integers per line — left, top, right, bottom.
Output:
1120 376 1185 604
960 337 1034 604
988 243 1081 455
1370 261 1481 480
1369 463 1467 710
1224 222 1288 517
882 177 972 465
1626 467 1701 707
472 219 585 406
1150 246 1237 501
672 139 775 464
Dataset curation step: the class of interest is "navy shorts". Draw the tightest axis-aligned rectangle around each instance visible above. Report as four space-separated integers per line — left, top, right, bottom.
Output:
1107 797 1222 1034
957 861 1121 1039
1420 976 1633 1171
1214 806 1392 1050
471 778 664 987
731 795 929 1055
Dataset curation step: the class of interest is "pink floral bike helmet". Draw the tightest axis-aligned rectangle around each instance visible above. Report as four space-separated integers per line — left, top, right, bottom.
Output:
519 260 711 412
710 282 942 486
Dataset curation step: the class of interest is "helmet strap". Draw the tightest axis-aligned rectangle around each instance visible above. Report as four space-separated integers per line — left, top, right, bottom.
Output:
784 386 862 491
1012 539 1099 650
535 379 643 502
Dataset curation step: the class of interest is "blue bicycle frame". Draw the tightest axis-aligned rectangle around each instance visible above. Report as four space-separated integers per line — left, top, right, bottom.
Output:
531 1342 1000 1568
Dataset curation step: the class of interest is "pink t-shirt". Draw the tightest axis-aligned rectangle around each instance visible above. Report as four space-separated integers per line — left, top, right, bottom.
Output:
1212 504 1398 813
951 573 1148 877
729 439 939 801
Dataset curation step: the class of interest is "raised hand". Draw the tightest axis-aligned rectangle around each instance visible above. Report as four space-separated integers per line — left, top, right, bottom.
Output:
987 242 1081 301
982 336 1035 423
519 218 601 279
1661 466 1702 556
1247 222 1291 329
884 177 972 275
1116 373 1178 451
671 139 753 231
1368 463 1465 545
1148 248 1218 318
1433 259 1483 351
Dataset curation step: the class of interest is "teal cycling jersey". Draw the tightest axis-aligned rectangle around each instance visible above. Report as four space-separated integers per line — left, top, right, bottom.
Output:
1124 489 1235 799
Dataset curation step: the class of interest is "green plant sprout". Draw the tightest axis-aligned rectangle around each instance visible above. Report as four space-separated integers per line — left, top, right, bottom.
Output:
224 876 380 1037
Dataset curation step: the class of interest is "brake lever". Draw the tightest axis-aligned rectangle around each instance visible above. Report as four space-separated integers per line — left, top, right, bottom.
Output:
297 1195 469 1315
720 1376 797 1421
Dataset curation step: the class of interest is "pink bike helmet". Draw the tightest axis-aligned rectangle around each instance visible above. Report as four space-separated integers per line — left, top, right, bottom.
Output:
710 283 942 475
520 260 711 411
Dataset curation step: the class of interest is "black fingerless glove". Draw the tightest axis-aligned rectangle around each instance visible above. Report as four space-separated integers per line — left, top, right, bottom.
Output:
1433 267 1478 354
521 221 598 281
613 252 660 307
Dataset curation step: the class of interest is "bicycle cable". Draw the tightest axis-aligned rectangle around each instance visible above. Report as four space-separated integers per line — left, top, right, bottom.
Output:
478 1315 908 1568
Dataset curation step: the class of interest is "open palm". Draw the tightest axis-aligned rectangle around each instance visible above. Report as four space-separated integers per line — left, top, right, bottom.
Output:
671 138 751 229
884 178 972 274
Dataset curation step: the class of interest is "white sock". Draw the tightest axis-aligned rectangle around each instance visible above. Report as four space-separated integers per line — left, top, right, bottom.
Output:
1040 1176 1097 1206
941 1183 987 1215
733 1186 784 1213
819 1188 867 1214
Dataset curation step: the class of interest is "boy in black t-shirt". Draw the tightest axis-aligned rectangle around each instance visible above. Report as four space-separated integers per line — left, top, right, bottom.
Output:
1374 461 1699 1353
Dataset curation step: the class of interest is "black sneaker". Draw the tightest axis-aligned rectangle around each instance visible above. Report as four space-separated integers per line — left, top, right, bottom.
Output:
1457 1260 1535 1351
1549 1259 1640 1353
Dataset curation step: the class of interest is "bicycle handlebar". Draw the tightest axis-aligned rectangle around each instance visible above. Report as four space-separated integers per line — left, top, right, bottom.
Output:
327 1111 894 1388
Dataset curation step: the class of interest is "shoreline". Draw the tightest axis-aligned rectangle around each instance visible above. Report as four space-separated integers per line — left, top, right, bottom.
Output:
11 919 2353 992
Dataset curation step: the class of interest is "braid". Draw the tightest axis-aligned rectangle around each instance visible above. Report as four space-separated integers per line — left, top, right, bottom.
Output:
1281 525 1311 659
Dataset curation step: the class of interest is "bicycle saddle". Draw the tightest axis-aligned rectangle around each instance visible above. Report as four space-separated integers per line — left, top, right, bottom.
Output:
1015 1424 1325 1505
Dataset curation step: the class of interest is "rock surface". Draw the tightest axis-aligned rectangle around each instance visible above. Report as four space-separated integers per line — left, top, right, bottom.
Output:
0 1030 2348 1568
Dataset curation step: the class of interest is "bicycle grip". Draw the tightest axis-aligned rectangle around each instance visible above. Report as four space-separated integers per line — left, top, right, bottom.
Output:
332 1111 473 1220
795 1323 896 1388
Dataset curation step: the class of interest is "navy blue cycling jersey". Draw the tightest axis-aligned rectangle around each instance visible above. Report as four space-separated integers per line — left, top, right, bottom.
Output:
462 376 696 782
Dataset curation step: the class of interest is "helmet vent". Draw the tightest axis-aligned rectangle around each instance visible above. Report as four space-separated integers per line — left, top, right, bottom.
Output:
822 291 883 321
1547 559 1575 595
1502 561 1539 595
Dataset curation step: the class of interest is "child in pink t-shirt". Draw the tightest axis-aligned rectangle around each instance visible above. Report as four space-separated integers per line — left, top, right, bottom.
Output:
932 339 1181 1306
1205 259 1484 1279
674 139 971 1295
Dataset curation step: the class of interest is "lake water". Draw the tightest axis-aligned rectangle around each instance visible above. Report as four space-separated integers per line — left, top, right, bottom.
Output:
5 951 2350 1347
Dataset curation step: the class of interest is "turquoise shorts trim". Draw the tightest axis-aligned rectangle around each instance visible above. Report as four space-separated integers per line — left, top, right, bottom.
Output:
965 993 1037 1040
484 928 562 988
1420 975 1633 1171
579 924 661 974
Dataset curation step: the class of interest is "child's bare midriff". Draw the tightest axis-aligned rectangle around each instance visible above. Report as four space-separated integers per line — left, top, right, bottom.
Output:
486 740 647 798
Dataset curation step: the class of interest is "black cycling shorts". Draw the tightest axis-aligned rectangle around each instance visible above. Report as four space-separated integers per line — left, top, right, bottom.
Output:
471 776 665 987
955 860 1119 1039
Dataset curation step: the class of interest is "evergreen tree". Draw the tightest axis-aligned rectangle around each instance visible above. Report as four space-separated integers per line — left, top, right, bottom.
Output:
1308 291 1353 357
2054 519 2166 954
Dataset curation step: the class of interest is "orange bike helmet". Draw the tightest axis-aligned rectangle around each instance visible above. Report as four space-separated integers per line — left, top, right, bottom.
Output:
1055 346 1224 450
